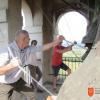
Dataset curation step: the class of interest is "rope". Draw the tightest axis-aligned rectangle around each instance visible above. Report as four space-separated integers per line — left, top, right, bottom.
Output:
64 40 81 58
64 39 87 50
34 0 87 52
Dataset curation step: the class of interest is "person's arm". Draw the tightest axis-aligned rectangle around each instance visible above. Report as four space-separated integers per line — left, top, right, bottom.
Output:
0 57 19 75
0 64 16 75
42 37 64 51
56 45 74 54
42 42 56 51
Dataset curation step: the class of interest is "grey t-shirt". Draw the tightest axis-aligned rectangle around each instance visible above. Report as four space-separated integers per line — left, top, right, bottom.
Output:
0 41 42 84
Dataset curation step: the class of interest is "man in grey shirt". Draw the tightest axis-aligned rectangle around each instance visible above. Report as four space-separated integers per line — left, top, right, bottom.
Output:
0 30 64 100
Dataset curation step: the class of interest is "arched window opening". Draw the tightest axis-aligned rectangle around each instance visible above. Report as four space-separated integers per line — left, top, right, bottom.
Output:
58 11 88 43
57 11 88 73
21 0 33 30
57 11 88 57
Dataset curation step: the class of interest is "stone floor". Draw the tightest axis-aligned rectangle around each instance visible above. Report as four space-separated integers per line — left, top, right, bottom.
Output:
36 83 62 100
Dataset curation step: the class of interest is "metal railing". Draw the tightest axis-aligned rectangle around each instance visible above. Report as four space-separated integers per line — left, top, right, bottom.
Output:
58 57 83 82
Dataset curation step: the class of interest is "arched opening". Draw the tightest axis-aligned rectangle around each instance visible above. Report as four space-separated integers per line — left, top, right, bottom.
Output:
58 11 88 43
56 11 88 77
21 0 33 30
57 11 88 57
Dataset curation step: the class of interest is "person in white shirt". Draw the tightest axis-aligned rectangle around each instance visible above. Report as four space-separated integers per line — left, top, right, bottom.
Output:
29 40 43 93
0 30 64 100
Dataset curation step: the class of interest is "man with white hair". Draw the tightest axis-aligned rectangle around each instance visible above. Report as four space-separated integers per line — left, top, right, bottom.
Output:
0 30 64 100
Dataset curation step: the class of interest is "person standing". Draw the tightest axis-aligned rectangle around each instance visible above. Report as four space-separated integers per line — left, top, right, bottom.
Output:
52 35 73 91
0 30 64 100
29 40 43 92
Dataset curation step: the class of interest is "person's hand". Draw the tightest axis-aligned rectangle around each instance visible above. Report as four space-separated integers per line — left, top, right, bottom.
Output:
67 45 73 51
57 35 65 42
10 57 21 68
54 35 65 46
57 35 65 40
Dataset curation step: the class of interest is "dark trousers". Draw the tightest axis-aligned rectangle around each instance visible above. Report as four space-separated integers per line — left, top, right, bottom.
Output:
28 65 42 89
0 78 35 100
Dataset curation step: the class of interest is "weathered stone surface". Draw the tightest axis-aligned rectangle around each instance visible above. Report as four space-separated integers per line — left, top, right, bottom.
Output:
0 0 8 9
0 23 8 42
57 41 100 100
0 9 7 22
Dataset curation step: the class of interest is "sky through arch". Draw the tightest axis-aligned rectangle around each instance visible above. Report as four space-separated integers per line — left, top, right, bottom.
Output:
58 11 88 44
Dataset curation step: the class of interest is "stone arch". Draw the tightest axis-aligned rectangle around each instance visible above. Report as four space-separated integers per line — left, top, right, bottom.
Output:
56 10 88 39
54 7 88 40
22 0 33 29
